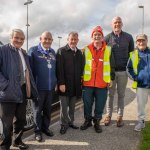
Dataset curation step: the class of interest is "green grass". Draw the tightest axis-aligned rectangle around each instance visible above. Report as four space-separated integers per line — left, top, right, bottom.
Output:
138 121 150 150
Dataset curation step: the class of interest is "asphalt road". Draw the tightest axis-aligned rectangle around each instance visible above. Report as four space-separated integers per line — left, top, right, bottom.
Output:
10 80 150 150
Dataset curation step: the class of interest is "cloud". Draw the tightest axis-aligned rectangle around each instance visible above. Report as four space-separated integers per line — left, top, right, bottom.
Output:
0 0 149 50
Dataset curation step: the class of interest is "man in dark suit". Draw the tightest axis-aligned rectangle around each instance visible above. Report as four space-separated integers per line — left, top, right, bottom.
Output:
0 29 38 150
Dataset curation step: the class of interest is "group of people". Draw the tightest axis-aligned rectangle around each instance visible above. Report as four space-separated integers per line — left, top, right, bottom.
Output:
0 16 150 150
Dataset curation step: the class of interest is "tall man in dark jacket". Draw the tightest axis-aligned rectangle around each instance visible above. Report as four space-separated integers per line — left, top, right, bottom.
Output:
28 31 57 142
56 32 84 134
104 16 134 127
0 29 38 150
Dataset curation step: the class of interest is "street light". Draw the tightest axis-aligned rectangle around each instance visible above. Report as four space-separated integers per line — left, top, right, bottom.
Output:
58 36 62 48
138 5 144 33
24 0 33 51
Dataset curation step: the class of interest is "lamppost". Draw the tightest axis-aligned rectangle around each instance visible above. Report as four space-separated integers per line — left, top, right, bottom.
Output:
24 0 33 51
138 5 144 33
58 36 62 48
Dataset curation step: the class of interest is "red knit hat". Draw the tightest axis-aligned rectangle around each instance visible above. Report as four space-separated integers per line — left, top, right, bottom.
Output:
91 26 103 37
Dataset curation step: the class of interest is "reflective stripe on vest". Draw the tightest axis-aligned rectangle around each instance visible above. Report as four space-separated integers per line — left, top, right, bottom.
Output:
129 50 139 88
103 46 111 83
83 47 92 81
83 46 111 83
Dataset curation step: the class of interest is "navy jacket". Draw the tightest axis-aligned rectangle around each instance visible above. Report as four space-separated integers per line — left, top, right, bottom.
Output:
127 47 150 88
0 44 38 103
28 45 57 91
104 31 134 71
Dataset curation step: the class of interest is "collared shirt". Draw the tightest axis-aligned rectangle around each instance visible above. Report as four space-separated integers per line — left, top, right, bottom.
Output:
18 49 26 77
69 45 77 52
41 43 49 51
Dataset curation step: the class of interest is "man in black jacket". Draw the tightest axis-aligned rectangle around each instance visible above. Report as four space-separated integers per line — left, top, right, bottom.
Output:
56 32 84 134
0 29 38 150
104 16 134 127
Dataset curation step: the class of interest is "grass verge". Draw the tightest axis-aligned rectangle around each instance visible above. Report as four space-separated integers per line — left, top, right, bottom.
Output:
138 121 150 150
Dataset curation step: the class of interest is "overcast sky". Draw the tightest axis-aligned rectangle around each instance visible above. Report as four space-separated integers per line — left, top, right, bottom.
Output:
0 0 149 50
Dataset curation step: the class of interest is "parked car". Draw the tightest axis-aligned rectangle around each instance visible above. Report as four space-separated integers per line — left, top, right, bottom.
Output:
24 91 59 130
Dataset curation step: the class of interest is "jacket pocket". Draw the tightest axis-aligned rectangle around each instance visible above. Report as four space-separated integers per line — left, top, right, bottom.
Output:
0 83 19 102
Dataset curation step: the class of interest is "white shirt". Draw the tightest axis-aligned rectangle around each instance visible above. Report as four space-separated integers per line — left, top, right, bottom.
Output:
18 49 26 77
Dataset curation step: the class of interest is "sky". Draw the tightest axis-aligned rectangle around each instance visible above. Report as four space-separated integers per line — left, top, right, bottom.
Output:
0 0 149 51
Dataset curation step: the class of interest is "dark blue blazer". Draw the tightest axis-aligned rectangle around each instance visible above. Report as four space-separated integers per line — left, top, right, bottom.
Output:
28 45 57 91
0 44 38 103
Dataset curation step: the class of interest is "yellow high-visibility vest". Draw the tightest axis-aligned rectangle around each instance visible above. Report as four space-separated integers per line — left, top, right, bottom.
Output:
129 50 139 88
83 46 111 83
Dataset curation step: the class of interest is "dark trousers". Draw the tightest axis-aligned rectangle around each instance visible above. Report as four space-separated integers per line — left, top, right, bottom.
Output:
0 85 26 150
82 86 108 120
32 90 54 134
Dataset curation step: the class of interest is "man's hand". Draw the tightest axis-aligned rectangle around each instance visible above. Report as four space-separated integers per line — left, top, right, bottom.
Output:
108 81 113 87
59 85 66 93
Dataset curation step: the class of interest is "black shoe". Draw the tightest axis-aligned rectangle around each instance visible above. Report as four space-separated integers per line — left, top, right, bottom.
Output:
93 119 102 133
80 120 92 130
35 134 42 142
69 124 79 129
60 125 68 134
94 124 102 133
42 129 54 137
13 141 29 149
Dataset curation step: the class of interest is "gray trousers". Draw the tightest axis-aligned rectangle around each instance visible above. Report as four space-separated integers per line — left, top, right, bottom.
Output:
106 71 128 117
137 88 150 121
60 96 76 126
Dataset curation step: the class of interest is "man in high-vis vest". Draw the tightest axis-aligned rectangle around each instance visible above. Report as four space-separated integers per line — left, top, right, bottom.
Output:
80 26 115 133
127 34 150 131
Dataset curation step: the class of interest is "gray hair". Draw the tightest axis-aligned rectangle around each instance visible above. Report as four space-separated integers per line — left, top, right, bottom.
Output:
112 16 123 23
68 31 78 37
10 29 25 38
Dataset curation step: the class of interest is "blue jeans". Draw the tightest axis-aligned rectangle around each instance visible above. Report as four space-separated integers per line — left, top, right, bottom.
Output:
82 86 108 120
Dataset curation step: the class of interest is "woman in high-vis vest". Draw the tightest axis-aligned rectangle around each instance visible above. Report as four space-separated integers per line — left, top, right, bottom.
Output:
127 34 150 132
80 26 115 133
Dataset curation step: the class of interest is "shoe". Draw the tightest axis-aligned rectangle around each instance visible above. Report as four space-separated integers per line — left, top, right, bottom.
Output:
93 119 102 133
94 124 102 133
104 116 111 126
134 120 145 131
60 125 68 134
13 141 29 149
42 129 54 137
116 116 124 127
80 119 92 130
35 134 42 142
69 124 79 129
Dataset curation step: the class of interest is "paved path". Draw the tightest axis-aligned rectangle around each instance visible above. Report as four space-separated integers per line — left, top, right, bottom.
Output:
11 80 150 150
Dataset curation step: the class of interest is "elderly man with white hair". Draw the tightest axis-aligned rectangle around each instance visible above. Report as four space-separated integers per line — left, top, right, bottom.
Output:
127 34 150 131
0 29 38 150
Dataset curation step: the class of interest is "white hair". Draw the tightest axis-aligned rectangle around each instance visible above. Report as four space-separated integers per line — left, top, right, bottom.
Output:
10 29 25 38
